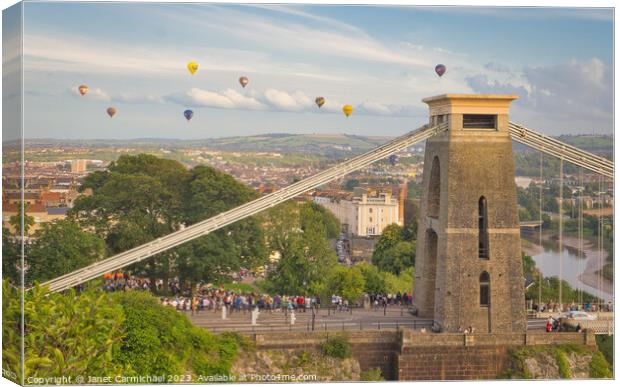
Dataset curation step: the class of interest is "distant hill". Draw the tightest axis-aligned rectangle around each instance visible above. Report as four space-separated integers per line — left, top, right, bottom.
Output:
16 133 611 159
204 133 391 156
20 133 392 158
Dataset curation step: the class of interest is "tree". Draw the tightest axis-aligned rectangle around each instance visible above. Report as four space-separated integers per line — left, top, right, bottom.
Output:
302 202 340 239
402 200 418 240
373 241 416 275
26 220 106 284
372 224 416 275
176 165 267 292
324 265 365 303
2 227 21 285
2 282 129 383
9 202 35 236
355 262 387 295
266 202 338 295
70 155 267 294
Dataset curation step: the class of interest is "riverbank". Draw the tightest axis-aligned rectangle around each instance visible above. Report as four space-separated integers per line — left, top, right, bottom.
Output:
521 234 613 299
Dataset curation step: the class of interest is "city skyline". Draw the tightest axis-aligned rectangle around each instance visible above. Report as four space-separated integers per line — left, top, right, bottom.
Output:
3 3 614 140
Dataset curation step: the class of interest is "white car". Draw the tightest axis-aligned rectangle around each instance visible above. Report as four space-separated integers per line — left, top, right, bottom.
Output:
557 311 597 321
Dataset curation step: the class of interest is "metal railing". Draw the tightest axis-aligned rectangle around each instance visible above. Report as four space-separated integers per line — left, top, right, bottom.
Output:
203 319 435 333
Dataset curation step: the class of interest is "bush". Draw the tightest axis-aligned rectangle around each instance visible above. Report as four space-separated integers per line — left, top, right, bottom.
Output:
596 335 613 368
360 368 384 381
3 282 130 383
589 352 612 378
554 348 571 378
321 335 352 359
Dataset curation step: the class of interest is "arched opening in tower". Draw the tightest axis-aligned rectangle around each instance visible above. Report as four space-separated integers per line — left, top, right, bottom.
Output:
427 156 440 218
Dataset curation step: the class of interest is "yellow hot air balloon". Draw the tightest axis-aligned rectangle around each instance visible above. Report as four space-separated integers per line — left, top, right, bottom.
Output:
106 107 117 118
342 104 353 117
187 61 199 75
78 85 88 96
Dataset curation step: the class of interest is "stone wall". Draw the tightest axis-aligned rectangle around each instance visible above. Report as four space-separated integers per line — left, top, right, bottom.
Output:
252 331 400 380
247 329 595 381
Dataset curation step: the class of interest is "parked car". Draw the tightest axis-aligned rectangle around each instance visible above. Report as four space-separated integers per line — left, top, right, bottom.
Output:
557 311 597 321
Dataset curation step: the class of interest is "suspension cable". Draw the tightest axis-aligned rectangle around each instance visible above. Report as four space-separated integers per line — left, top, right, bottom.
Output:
597 174 603 310
558 157 563 310
538 151 543 308
578 167 583 307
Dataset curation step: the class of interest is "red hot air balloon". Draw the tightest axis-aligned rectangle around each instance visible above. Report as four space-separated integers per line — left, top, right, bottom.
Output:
435 64 446 77
239 76 249 88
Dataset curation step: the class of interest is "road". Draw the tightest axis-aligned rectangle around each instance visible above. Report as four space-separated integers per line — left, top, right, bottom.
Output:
184 305 550 333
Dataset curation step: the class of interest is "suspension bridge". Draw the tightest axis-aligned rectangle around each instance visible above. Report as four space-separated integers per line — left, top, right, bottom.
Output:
37 120 613 294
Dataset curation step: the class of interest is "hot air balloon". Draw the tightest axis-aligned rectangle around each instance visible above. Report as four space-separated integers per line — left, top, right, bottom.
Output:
388 154 398 166
106 107 117 118
239 76 249 88
184 109 194 121
315 97 325 108
78 85 88 96
342 105 353 117
435 64 446 77
187 61 199 75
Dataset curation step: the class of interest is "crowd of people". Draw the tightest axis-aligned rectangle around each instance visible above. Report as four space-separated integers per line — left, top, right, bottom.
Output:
368 292 413 309
159 289 319 314
532 300 613 313
101 274 415 315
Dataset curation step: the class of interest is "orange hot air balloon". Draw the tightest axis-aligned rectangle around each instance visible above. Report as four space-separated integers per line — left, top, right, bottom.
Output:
106 107 117 118
78 85 88 96
239 76 249 88
315 97 325 108
342 104 353 117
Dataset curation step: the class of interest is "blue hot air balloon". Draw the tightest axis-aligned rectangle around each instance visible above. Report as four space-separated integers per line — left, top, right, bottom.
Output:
184 109 194 121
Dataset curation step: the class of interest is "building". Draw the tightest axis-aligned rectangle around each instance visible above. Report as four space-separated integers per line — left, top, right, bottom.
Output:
70 159 88 173
313 186 403 237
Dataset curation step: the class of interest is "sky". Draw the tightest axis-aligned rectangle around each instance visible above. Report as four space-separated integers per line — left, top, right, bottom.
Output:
3 2 614 139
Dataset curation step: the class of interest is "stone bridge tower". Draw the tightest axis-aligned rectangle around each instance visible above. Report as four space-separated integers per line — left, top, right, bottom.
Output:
413 94 526 333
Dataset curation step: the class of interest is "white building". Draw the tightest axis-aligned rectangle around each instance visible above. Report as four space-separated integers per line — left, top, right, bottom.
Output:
314 190 402 237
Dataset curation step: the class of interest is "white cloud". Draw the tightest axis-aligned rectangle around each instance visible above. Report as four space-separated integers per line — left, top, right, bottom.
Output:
263 89 312 111
173 88 265 110
467 58 612 133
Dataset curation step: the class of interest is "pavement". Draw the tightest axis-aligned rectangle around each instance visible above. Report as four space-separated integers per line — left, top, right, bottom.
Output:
184 305 549 333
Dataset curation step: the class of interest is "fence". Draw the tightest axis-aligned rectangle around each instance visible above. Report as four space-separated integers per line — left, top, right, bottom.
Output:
206 319 434 333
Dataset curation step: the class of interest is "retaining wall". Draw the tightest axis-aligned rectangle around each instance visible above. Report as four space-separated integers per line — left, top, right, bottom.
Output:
247 329 595 381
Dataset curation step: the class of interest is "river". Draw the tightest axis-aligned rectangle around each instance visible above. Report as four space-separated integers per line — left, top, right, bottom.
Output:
523 236 613 303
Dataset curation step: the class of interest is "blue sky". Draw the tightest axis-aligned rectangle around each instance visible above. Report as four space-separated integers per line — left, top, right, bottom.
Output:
4 3 614 139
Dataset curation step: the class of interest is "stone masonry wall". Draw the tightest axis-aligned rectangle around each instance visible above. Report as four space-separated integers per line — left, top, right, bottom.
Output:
247 329 595 381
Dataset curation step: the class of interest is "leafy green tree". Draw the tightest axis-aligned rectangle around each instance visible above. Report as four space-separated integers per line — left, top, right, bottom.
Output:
8 201 35 236
26 220 106 284
324 265 365 303
266 202 338 295
2 227 21 285
70 155 189 292
372 224 416 275
355 262 388 295
302 202 341 239
70 155 266 294
177 165 267 292
402 199 418 240
2 282 129 382
2 282 246 383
